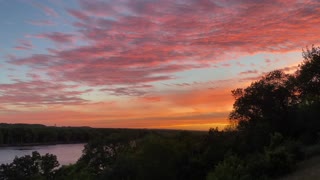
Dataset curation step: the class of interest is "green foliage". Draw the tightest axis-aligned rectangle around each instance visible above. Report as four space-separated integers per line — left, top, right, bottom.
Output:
0 151 59 180
299 45 320 99
230 70 294 135
0 123 166 146
206 155 251 180
206 133 303 180
263 133 298 177
54 164 93 180
75 132 207 180
230 45 320 144
205 46 320 180
40 153 60 178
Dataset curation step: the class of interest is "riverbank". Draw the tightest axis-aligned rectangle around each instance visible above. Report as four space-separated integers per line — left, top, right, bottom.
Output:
0 143 85 166
0 141 87 148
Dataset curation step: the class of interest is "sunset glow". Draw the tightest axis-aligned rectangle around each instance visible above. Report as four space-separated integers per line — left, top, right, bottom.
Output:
0 0 318 130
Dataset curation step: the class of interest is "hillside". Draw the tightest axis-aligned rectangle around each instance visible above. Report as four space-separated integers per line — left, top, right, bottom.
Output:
279 155 320 180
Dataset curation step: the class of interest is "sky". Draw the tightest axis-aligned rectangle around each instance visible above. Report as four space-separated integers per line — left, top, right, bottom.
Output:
0 0 319 130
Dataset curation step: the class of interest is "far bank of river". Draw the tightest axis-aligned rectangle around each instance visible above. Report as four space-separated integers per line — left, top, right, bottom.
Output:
0 143 85 166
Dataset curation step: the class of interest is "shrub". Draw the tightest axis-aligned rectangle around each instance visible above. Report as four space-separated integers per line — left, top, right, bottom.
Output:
206 155 251 180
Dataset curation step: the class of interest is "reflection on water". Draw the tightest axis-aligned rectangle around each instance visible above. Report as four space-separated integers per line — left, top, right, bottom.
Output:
0 143 85 166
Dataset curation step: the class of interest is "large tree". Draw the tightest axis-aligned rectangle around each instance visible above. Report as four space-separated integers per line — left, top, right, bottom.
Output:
297 46 320 103
230 70 294 133
230 46 320 142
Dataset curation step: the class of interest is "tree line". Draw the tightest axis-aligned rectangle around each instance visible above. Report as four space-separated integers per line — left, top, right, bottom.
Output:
0 123 179 146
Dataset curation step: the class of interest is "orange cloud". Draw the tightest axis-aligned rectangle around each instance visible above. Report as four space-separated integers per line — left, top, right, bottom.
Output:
3 0 319 130
0 85 234 131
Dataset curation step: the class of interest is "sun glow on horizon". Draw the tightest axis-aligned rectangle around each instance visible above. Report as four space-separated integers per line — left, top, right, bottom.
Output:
0 0 319 130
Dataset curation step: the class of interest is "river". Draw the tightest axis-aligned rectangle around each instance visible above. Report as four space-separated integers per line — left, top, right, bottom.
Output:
0 143 85 166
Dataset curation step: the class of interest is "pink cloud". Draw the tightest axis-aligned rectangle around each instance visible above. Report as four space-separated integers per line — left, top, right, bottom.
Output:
100 87 147 97
0 104 7 110
12 46 205 85
8 0 320 96
5 0 320 129
39 32 75 44
238 74 266 83
265 59 272 63
100 84 153 96
140 96 162 103
221 63 231 67
77 0 117 17
0 80 88 106
32 2 59 17
14 39 33 50
67 9 89 21
279 65 299 73
27 20 56 26
10 54 55 67
239 70 258 75
26 73 42 80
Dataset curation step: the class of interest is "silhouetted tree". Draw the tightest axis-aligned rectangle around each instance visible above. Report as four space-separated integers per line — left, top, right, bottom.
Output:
230 70 295 139
0 151 59 180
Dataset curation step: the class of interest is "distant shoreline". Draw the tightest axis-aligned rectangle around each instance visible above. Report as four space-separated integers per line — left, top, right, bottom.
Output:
0 141 87 148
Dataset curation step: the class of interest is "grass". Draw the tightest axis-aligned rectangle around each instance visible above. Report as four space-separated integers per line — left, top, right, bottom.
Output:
279 143 320 180
278 155 320 180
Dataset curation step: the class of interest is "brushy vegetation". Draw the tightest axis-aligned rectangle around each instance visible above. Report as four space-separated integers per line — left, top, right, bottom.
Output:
0 46 320 180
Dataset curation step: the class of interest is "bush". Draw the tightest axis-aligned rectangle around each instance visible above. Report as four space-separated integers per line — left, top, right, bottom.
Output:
263 133 301 177
0 151 59 180
206 155 251 180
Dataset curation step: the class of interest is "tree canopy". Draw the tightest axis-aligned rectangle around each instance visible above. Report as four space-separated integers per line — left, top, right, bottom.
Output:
230 46 320 141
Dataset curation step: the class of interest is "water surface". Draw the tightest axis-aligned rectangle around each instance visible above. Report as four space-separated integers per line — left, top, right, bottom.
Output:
0 143 85 165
